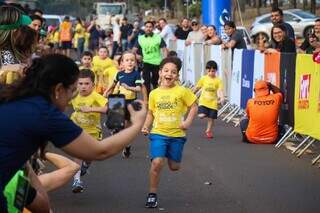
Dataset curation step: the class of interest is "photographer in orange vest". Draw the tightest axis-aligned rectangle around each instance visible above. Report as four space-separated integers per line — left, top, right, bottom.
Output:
240 80 283 144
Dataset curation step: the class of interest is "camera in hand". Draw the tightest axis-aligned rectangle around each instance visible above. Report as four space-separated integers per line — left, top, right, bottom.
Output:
105 94 126 131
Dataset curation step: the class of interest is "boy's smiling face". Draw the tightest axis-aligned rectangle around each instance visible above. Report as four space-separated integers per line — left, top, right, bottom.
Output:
159 62 179 88
78 77 94 96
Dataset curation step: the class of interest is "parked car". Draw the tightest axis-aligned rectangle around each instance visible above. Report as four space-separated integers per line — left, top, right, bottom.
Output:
250 9 319 41
43 14 62 28
237 26 252 49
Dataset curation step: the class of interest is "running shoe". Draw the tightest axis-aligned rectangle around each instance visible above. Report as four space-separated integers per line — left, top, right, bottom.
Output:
80 161 91 176
122 146 131 158
205 131 213 139
145 193 158 208
72 179 84 193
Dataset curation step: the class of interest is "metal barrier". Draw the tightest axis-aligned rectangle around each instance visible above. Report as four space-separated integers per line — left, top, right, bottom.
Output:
168 39 320 168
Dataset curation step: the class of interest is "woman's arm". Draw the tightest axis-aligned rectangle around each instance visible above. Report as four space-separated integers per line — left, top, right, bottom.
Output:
25 164 51 213
38 153 80 192
62 102 147 161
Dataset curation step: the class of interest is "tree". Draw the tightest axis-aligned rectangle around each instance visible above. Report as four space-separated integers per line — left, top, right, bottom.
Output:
310 0 316 14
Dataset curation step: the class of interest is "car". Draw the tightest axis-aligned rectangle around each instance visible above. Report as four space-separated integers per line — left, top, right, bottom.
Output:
250 9 319 41
43 14 62 28
237 26 252 49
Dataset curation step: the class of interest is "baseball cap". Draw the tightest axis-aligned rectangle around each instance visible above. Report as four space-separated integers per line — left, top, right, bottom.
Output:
191 18 198 24
254 80 269 97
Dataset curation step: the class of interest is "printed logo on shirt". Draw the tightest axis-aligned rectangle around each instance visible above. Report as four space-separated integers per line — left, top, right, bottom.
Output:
156 96 178 110
254 100 275 105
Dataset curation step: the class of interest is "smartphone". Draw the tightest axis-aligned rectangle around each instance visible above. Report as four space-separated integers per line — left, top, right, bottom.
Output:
106 94 126 130
14 172 30 211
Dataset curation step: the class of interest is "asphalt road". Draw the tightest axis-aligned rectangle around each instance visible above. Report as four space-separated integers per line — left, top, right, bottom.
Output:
49 118 320 213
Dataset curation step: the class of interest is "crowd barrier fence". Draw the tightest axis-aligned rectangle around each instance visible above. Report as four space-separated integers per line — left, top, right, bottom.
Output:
169 39 320 165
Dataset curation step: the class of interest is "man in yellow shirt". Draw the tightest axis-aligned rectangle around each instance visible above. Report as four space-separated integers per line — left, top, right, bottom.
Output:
70 69 108 193
193 60 224 139
142 57 198 208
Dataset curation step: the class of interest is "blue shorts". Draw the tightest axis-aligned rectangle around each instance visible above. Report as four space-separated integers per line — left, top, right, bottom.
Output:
198 105 218 119
149 134 187 162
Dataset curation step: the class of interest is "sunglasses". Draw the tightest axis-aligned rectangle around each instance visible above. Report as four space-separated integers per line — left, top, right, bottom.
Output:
192 23 198 26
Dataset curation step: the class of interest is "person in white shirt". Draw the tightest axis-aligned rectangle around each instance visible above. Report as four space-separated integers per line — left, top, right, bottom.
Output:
185 19 205 46
111 17 121 58
158 18 175 47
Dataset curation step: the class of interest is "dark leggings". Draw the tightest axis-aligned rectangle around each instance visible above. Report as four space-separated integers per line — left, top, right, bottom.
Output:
142 63 160 95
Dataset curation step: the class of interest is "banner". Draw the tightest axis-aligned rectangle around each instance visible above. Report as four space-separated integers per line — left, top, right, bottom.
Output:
229 49 243 106
209 45 222 77
280 53 296 127
176 39 185 62
253 51 265 97
184 44 195 85
176 39 186 82
240 50 255 109
221 49 232 98
294 54 320 140
264 53 281 86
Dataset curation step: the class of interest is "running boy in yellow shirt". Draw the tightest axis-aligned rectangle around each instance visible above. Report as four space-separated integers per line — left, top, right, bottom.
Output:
141 57 198 208
70 69 108 193
92 46 114 94
193 60 224 139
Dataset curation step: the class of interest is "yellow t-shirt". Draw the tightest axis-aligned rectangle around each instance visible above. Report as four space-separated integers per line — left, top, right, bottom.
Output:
104 66 118 89
53 31 60 43
48 33 54 43
75 23 85 38
84 32 90 49
92 56 114 94
196 75 223 110
149 85 197 137
70 91 107 138
92 56 114 73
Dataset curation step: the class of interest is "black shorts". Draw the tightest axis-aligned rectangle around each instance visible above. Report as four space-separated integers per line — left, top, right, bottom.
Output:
198 105 218 119
61 41 72 49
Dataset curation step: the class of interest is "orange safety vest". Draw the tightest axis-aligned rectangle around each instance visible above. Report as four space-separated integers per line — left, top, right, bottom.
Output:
60 21 72 42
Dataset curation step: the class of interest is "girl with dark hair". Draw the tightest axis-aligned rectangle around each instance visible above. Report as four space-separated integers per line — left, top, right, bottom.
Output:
0 54 146 212
205 25 222 45
265 24 296 53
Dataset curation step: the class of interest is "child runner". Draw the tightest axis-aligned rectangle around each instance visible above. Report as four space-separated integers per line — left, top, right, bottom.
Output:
92 46 115 94
141 57 198 208
193 60 224 139
104 51 142 158
79 51 93 70
70 69 108 193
